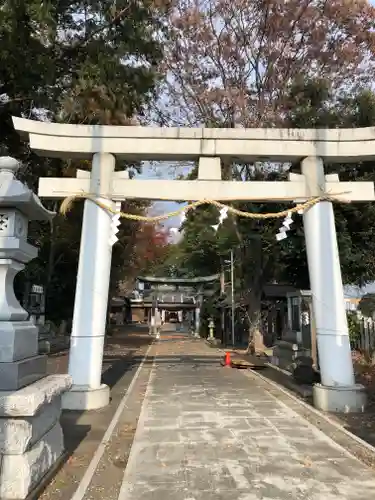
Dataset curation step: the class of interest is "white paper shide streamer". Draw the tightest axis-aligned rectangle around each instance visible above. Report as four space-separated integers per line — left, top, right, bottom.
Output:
211 207 229 232
275 203 305 242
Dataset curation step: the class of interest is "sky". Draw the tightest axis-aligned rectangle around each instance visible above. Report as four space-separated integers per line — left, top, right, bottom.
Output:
139 161 191 237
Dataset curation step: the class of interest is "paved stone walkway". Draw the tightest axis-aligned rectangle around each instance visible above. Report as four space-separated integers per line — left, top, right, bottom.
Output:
118 328 375 500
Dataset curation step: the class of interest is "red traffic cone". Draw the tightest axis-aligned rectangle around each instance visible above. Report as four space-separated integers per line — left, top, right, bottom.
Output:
224 351 231 367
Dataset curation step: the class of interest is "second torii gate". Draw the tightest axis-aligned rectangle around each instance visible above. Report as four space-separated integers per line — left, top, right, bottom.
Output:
12 118 375 413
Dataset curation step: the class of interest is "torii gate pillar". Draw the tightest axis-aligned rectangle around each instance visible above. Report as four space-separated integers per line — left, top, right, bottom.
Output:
62 153 115 410
301 157 366 412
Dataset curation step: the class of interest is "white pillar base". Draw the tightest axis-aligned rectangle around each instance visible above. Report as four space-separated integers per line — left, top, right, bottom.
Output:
313 383 366 413
62 383 110 411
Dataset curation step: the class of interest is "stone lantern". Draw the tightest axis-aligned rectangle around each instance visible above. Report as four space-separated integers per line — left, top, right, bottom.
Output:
0 157 72 499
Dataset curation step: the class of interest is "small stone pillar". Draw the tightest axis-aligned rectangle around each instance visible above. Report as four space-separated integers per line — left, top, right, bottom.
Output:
208 318 215 339
0 157 71 499
154 308 161 339
149 313 155 334
195 307 201 337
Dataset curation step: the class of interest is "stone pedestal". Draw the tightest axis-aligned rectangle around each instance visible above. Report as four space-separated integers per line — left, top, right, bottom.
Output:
272 340 311 373
0 157 71 498
0 375 72 499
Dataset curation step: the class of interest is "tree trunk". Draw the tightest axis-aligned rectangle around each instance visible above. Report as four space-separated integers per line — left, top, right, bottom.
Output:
45 202 60 285
45 202 59 321
246 290 265 355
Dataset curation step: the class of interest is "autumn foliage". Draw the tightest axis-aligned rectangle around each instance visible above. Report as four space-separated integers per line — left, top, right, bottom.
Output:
133 224 170 268
159 0 375 127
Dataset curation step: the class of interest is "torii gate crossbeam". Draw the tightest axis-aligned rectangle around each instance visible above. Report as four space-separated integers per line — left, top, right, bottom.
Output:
12 116 375 414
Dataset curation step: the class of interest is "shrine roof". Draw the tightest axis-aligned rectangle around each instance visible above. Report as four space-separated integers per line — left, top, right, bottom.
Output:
138 275 219 285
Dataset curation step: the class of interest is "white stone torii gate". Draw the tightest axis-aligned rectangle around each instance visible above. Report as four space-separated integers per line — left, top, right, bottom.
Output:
12 117 375 413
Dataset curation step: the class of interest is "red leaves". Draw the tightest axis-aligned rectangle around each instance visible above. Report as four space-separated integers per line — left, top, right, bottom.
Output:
133 223 169 269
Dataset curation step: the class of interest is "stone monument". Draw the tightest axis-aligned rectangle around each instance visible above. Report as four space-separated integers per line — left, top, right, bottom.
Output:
0 157 72 499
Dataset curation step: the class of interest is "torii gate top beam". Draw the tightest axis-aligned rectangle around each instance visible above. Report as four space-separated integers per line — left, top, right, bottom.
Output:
12 117 375 163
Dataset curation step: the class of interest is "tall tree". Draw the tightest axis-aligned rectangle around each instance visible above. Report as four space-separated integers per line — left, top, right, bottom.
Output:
117 222 171 294
155 0 375 350
164 83 375 350
280 82 375 289
158 0 375 126
0 0 169 323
